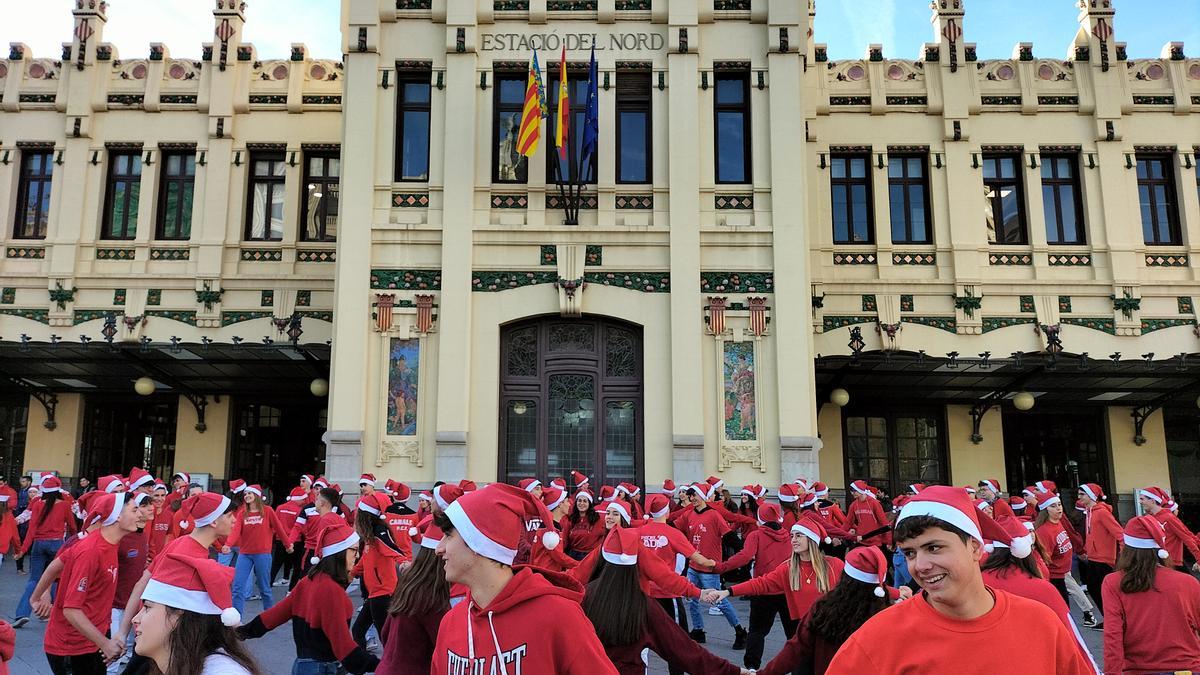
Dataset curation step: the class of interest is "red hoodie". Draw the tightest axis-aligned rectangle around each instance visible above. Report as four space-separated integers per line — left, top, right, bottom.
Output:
1153 509 1200 568
561 513 606 555
845 497 889 546
431 566 617 675
716 524 790 578
1084 502 1123 567
982 568 1097 671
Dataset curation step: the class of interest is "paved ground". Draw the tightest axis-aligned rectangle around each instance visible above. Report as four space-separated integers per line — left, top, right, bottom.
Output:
2 560 1104 673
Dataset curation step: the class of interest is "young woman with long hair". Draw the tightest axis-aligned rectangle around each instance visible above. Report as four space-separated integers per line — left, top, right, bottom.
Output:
1033 492 1074 604
560 490 606 559
132 553 261 675
238 522 379 674
13 476 77 627
349 493 405 649
1101 515 1200 674
228 485 290 616
376 517 451 675
582 528 743 675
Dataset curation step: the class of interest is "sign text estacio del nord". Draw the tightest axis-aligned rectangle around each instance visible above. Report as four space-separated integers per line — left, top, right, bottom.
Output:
481 31 667 52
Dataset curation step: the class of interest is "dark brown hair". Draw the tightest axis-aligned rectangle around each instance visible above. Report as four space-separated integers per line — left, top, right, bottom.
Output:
807 570 890 646
354 508 377 547
389 547 450 617
1116 545 1165 594
152 608 262 675
582 557 647 649
980 546 1044 579
37 490 62 526
567 497 599 528
893 514 971 545
306 546 353 587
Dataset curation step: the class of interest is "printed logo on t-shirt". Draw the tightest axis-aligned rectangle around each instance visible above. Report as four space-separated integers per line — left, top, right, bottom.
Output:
1055 530 1071 555
525 518 543 533
445 644 527 674
640 534 669 550
76 577 88 592
244 515 264 526
125 549 140 559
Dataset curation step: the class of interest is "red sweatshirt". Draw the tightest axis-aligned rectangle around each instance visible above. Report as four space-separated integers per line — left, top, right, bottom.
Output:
227 506 289 555
0 513 20 555
1153 509 1200 568
818 502 847 528
1084 503 1123 567
1102 567 1200 674
20 499 77 553
991 498 1018 522
377 608 446 675
44 533 118 657
982 568 1097 671
637 521 697 598
0 618 13 675
431 567 617 675
845 498 889 546
675 504 731 563
716 525 790 578
758 618 842 675
826 588 1094 674
592 589 740 675
803 508 855 540
383 505 418 557
352 541 402 598
530 527 578 573
275 500 301 533
1036 520 1074 579
561 514 606 555
242 572 378 674
570 542 702 600
731 556 845 620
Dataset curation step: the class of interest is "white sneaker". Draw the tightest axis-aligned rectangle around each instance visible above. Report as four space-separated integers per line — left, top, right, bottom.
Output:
273 579 289 586
707 606 722 615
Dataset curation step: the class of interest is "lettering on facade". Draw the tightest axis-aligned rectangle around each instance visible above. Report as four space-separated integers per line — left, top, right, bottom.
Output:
481 32 666 52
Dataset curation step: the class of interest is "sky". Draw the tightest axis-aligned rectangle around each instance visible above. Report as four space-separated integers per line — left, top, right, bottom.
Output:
0 0 1196 62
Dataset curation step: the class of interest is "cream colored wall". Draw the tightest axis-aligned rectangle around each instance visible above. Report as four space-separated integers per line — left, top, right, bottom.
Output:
1108 406 1171 494
173 394 231 480
817 404 845 489
23 393 85 476
945 404 1007 488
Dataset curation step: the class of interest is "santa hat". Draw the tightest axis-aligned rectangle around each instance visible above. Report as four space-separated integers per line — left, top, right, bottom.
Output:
575 488 595 503
604 500 632 524
791 515 832 545
143 553 241 627
979 479 1002 494
615 482 633 497
39 475 63 493
418 490 433 504
458 479 478 493
153 481 168 493
598 485 616 502
332 484 344 495
78 492 106 529
131 493 152 508
181 492 231 529
800 491 820 509
657 479 677 495
549 477 567 492
99 474 126 494
778 484 801 503
1123 515 1169 559
244 484 263 498
595 527 638 566
973 498 990 512
644 494 670 519
890 494 910 513
1009 496 1028 512
89 492 128 528
908 483 926 495
740 485 758 499
1022 486 1038 499
356 493 385 517
629 485 641 497
850 480 876 498
570 470 589 489
705 476 725 491
755 485 768 500
128 468 155 491
172 472 191 485
1035 480 1057 494
686 482 713 501
313 476 329 490
757 503 783 525
1074 500 1087 513
228 479 246 494
443 483 557 566
1080 483 1106 502
962 485 976 496
413 515 444 550
1139 486 1168 505
542 487 568 512
287 487 307 502
359 474 377 488
309 521 360 565
794 477 812 491
433 483 464 511
1036 492 1061 511
811 481 830 498
386 480 411 502
519 478 542 493
897 486 1023 552
984 514 1034 558
300 474 315 485
31 471 52 487
844 546 889 598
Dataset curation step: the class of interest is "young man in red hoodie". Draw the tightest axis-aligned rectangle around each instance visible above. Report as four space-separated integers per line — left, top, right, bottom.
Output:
1139 486 1200 573
431 483 617 674
1076 482 1122 629
844 479 890 551
825 486 1094 674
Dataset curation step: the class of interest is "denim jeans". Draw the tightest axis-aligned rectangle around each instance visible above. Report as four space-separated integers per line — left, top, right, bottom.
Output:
892 548 913 587
15 538 63 619
233 552 276 614
217 546 238 568
686 569 739 629
290 658 340 675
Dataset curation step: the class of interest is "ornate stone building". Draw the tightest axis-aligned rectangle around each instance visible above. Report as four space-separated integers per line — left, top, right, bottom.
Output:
2 0 1199 519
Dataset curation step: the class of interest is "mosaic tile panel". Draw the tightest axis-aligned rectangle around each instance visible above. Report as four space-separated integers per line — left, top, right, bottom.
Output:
0 308 49 323
96 248 135 261
546 194 598 210
296 290 312 307
1038 96 1080 105
583 272 670 293
297 250 336 263
547 0 596 9
1 288 14 304
1019 295 1035 313
902 316 956 333
614 0 650 8
615 194 653 210
392 192 429 208
715 194 754 210
301 95 342 105
241 249 283 262
833 253 877 265
113 289 126 306
1146 254 1188 267
861 294 877 312
1048 253 1091 266
370 269 442 290
73 309 116 325
1141 318 1195 334
147 289 162 306
222 311 273 327
150 248 190 261
1058 295 1072 313
989 253 1032 266
298 310 334 322
145 310 198 326
822 315 875 332
260 290 274 307
830 96 871 106
249 95 287 105
1061 317 1115 335
6 247 46 259
585 245 602 266
982 317 1036 333
700 273 773 293
892 252 936 265
900 294 914 312
1178 297 1194 314
491 194 528 209
471 271 558 292
540 246 557 266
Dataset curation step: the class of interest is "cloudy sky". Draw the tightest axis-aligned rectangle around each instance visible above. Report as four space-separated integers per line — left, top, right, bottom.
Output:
1 0 1195 61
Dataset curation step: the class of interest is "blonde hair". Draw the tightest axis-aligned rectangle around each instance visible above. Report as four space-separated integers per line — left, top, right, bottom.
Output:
788 537 831 594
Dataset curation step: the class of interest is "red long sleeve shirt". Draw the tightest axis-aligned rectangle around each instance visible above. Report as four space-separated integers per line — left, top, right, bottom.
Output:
731 556 845 620
227 506 289 555
1036 520 1074 579
20 499 77 554
845 498 889 546
1084 503 1123 567
983 568 1098 671
597 594 741 675
275 501 301 533
376 608 446 675
1102 567 1200 674
247 572 378 673
1154 509 1200 568
818 502 847 528
561 514 606 555
352 542 401 598
716 525 790 578
0 513 21 554
638 522 698 598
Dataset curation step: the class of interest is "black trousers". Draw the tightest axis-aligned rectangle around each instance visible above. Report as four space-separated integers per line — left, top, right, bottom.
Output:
290 550 313 590
655 596 689 675
1080 560 1112 615
1050 577 1069 605
47 652 106 675
269 540 297 584
744 594 798 669
352 595 391 647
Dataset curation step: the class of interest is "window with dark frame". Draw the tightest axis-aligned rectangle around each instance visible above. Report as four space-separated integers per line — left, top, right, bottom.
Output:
245 152 286 241
615 70 651 184
394 70 431 182
102 151 142 240
714 71 751 184
983 153 1027 245
156 151 195 240
843 409 947 502
1040 154 1085 245
301 153 339 242
545 71 596 185
831 154 874 244
13 149 53 240
887 154 930 244
1138 153 1181 246
493 72 528 184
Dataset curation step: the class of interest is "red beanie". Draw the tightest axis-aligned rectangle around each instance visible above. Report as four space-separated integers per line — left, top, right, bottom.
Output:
598 485 616 502
1035 480 1057 494
706 475 724 491
287 487 307 502
1009 495 1028 512
458 479 478 493
659 479 676 494
143 553 241 627
979 478 1002 494
244 484 263 498
549 477 567 491
443 484 556 566
844 545 889 597
811 481 830 497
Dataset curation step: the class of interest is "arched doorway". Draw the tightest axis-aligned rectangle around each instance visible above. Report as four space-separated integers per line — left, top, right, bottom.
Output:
499 316 643 487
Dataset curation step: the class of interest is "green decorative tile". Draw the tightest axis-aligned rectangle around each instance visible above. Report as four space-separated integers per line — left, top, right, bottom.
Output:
1048 253 1091 266
1058 295 1072 313
301 95 342 105
249 95 287 105
540 246 557 266
0 308 49 323
1019 295 1035 313
1141 318 1195 334
982 317 1036 333
150 248 190 261
1146 254 1188 267
471 271 557 292
147 289 162 306
260 290 274 307
96 248 136 261
5 247 46 259
370 269 442 290
822 315 875 332
241 249 283 262
145 310 197 325
113 289 126 306
699 272 773 293
615 194 653 209
614 0 650 7
297 310 333 322
988 253 1032 265
715 194 754 210
392 192 430 208
585 245 602 266
0 288 14 304
73 309 116 325
861 294 877 312
902 316 956 333
892 252 936 265
583 272 670 293
547 0 596 9
1178 297 1194 314
494 0 529 9
900 295 914 312
297 250 336 263
296 290 312 307
222 311 273 327
1061 317 1115 335
491 194 528 209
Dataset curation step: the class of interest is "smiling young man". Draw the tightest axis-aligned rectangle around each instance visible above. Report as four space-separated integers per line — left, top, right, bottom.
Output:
825 486 1094 674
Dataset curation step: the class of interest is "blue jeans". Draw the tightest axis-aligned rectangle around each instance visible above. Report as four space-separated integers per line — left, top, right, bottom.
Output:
893 548 913 587
687 569 739 629
15 538 63 619
217 547 238 567
233 553 275 615
291 658 339 675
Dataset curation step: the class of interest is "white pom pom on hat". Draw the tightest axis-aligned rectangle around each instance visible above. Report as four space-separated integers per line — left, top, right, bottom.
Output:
542 530 561 551
873 586 886 598
221 607 241 627
1158 549 1170 559
409 526 419 537
310 555 320 565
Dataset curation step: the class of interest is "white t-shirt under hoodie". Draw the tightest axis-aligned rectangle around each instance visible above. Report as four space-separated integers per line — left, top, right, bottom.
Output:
200 652 253 675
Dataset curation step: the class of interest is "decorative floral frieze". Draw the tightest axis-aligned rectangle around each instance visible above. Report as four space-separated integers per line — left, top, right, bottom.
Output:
892 252 936 265
886 96 927 105
1133 95 1175 105
861 294 877 312
19 93 56 104
1141 318 1194 334
297 250 336 263
491 193 528 209
222 310 273 327
700 272 773 294
585 245 603 266
471 271 557 292
248 95 287 105
982 317 1036 333
583 272 670 293
240 249 283 262
714 0 750 8
301 95 342 105
614 0 650 8
1048 253 1091 266
833 253 877 265
822 315 874 332
73 309 116 325
392 192 429 208
396 0 432 8
1061 317 1115 334
160 95 197 105
902 316 956 333
715 194 754 210
539 245 557 266
370 269 442 290
145 310 198 326
982 96 1022 105
1146 254 1188 267
988 253 1032 266
297 310 333 322
150 248 190 261
96 248 135 261
107 94 144 106
547 0 596 9
0 308 49 323
6 247 46 259
616 194 653 210
494 0 529 10
830 96 871 106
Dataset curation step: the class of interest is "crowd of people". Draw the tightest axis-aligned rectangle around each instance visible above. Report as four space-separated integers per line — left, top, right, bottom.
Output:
0 468 1198 674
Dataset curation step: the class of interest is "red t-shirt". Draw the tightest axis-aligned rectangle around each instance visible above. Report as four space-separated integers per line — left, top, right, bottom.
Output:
147 508 172 562
638 522 697 598
678 505 730 563
1102 567 1200 674
21 499 77 554
113 530 148 608
826 587 1094 674
1035 520 1074 579
149 534 209 575
45 533 118 656
982 568 1097 670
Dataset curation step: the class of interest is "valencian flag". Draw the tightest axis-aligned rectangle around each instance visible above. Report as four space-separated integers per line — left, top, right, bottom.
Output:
581 46 600 180
517 53 544 158
555 46 569 161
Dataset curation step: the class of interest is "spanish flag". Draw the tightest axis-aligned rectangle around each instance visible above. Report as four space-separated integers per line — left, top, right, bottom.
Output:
517 53 543 158
555 46 569 161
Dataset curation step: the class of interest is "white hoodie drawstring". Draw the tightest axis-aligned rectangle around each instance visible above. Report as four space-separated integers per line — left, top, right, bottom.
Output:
487 611 509 675
466 601 476 660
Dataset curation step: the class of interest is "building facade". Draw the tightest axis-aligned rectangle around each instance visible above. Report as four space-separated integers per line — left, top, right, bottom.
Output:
2 0 1199 519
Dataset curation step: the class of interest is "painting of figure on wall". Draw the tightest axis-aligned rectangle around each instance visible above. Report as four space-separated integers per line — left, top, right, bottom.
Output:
387 338 419 436
723 341 756 441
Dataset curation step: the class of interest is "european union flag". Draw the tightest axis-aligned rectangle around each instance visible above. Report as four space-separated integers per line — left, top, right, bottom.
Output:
580 46 600 178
